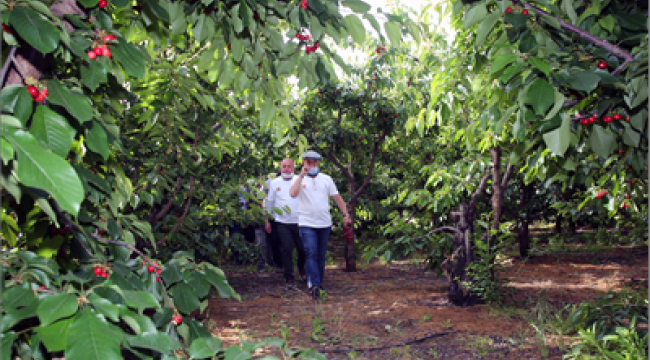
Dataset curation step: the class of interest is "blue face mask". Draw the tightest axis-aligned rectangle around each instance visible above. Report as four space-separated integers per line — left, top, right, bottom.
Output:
307 166 319 177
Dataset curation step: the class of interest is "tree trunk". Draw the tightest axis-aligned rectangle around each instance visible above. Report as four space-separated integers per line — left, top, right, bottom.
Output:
489 147 504 250
555 214 563 234
344 198 357 272
518 183 534 258
441 203 481 306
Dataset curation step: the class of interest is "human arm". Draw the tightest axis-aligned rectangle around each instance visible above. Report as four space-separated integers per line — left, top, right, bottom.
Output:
264 182 276 233
332 194 352 226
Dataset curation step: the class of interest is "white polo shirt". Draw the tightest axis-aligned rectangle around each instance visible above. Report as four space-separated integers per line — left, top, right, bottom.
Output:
292 173 339 228
266 176 299 224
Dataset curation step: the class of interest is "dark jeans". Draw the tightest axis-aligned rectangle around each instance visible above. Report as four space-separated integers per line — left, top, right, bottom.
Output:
269 220 283 268
276 222 305 281
298 226 331 288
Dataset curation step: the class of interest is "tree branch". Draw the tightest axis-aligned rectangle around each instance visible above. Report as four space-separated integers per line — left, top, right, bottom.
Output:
525 3 634 73
427 226 464 237
156 176 195 246
53 205 92 257
349 134 383 205
468 169 492 218
149 176 182 225
0 46 17 88
501 163 515 189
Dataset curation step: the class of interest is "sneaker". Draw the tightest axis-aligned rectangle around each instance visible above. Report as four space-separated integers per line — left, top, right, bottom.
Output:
311 286 320 300
285 279 295 290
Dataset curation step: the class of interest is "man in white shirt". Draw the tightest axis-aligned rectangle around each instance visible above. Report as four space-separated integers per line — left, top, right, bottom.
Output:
290 150 352 300
265 159 306 289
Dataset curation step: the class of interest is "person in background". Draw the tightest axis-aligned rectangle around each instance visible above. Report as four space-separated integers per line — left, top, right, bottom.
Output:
289 150 351 300
264 171 284 272
266 158 306 289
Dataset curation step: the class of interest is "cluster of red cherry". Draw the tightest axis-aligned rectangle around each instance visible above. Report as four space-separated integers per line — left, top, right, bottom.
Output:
579 113 628 125
27 85 47 102
376 46 386 54
343 225 354 243
93 266 109 278
596 190 608 198
50 225 68 236
305 41 320 54
300 0 308 10
88 34 117 59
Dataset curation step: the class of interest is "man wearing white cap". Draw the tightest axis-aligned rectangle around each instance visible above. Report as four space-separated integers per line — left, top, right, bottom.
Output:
290 150 351 300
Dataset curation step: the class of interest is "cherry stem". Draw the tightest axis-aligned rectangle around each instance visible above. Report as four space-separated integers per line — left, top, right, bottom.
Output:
0 46 17 87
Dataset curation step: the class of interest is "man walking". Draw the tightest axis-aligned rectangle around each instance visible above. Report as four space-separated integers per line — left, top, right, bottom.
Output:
265 159 306 289
290 150 351 300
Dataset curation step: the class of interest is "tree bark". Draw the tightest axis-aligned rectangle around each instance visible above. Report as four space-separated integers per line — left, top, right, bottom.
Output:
517 183 535 258
489 147 504 250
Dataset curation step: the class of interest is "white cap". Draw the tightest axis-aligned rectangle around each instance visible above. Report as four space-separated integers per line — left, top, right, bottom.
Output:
302 150 322 160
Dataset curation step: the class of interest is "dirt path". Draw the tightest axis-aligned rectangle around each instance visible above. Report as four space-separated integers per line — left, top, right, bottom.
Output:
206 245 647 359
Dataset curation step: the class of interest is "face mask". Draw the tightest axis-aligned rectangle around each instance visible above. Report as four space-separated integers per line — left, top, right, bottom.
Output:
281 173 293 179
307 167 319 177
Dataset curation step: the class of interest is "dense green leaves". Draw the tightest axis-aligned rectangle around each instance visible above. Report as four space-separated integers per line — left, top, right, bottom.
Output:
9 7 59 54
30 105 76 158
37 293 78 326
1 85 33 126
2 129 83 216
65 311 123 360
46 81 92 124
526 78 555 115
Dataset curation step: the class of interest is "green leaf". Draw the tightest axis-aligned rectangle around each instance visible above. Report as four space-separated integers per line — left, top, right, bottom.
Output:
568 71 600 92
128 333 182 353
231 3 243 33
37 293 78 327
9 7 59 54
3 129 83 216
46 81 93 124
1 138 14 164
342 0 371 13
525 78 555 115
2 283 36 312
187 272 211 298
89 294 120 322
1 85 33 127
143 0 170 20
476 12 500 47
528 58 551 77
122 290 161 311
345 14 366 45
464 3 487 28
542 114 571 156
260 101 277 126
81 61 108 92
622 124 641 147
189 337 222 359
1 331 17 360
85 120 110 160
589 125 615 158
170 282 200 315
65 310 123 360
0 114 23 129
489 54 518 74
598 15 615 33
37 318 73 352
159 263 183 285
384 21 401 48
29 105 76 158
224 345 252 360
111 41 147 79
204 270 234 299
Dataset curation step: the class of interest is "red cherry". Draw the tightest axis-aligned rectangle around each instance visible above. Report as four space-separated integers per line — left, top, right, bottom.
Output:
619 150 625 155
154 261 159 266
626 117 630 121
40 285 47 290
27 86 40 98
94 267 103 276
101 272 108 278
156 277 161 282
102 48 112 58
622 203 629 208
522 9 529 16
92 168 97 174
156 268 161 274
42 87 47 97
227 44 231 50
613 114 621 120
505 7 513 14
148 265 155 273
305 35 310 40
205 9 212 14
630 181 636 185
34 93 45 102
88 51 97 59
98 0 108 8
254 13 260 20
94 47 104 56
625 195 630 199
296 33 301 39
2 24 12 33
598 61 607 69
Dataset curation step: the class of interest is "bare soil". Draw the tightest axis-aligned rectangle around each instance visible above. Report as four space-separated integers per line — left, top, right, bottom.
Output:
206 245 648 359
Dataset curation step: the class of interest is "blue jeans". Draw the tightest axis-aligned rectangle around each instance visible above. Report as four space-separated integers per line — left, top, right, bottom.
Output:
299 226 331 289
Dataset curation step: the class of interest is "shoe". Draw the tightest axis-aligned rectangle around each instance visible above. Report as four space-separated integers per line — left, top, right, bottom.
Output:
311 286 320 300
285 279 295 290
